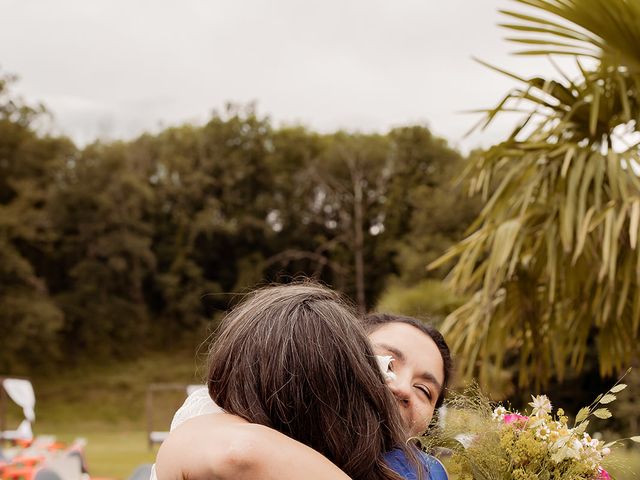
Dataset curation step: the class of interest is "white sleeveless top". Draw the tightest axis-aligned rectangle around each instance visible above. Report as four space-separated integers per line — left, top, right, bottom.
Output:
150 387 222 480
170 387 223 430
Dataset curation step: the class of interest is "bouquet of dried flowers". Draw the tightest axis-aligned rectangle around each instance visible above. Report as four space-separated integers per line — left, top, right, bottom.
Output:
421 376 639 480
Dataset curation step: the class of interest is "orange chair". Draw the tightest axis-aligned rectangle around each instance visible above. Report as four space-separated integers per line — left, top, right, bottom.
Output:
44 444 64 453
2 464 35 480
9 457 44 468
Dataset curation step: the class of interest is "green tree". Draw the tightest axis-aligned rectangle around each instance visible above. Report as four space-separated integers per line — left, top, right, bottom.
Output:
134 125 222 343
50 141 156 359
0 72 71 371
322 133 389 311
263 126 475 311
431 0 640 389
0 71 483 370
384 127 478 284
141 105 276 341
260 126 343 283
255 129 395 308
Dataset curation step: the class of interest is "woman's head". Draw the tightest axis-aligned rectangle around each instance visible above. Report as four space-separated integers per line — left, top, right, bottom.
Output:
363 313 453 438
207 283 412 480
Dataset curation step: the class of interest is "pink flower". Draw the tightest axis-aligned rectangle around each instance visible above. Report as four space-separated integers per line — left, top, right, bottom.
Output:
503 413 529 425
597 468 611 480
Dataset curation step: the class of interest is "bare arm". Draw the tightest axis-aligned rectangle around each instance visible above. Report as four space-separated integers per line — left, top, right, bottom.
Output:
155 413 351 480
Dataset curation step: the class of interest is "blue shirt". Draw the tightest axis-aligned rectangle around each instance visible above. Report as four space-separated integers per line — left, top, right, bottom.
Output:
384 448 449 480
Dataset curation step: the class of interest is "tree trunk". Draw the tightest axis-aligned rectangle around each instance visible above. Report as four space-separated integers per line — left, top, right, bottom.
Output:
352 167 366 314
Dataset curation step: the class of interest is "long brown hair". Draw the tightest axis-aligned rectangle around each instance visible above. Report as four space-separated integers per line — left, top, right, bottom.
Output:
207 283 416 480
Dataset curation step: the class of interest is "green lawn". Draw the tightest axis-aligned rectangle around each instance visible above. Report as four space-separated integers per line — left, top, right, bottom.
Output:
5 348 638 479
51 430 157 479
31 349 202 430
15 349 201 479
86 431 157 479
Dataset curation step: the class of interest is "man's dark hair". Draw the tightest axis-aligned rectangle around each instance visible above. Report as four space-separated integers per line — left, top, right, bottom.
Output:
362 313 453 409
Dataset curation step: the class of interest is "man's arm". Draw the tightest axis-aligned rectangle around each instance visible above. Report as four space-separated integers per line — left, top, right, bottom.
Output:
155 413 351 480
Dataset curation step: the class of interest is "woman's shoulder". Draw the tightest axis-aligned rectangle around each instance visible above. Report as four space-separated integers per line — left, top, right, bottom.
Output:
421 453 449 480
383 448 449 480
155 413 252 479
156 414 350 480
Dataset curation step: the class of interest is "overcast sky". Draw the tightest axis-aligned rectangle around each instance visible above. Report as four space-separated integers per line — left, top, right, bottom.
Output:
1 0 573 152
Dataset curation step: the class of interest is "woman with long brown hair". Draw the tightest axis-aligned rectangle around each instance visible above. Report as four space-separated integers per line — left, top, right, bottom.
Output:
156 283 425 479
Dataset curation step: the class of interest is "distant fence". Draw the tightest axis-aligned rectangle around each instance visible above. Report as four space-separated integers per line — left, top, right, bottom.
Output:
146 383 204 449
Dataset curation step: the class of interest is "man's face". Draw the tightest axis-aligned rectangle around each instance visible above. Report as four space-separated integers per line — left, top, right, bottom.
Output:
368 322 445 439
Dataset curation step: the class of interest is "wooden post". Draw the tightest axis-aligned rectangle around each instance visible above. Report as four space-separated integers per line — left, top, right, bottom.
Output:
350 162 366 315
146 386 153 450
0 378 6 438
146 383 189 450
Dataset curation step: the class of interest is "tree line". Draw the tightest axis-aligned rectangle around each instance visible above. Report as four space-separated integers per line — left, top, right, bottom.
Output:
0 75 476 373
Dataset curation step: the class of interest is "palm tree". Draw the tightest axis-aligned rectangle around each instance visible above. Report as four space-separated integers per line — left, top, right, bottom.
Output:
431 0 640 389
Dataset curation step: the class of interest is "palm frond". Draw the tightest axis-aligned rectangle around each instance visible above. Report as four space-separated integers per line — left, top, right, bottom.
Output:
501 0 640 70
434 1 640 388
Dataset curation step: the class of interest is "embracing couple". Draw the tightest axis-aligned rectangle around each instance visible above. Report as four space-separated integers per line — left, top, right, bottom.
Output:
154 282 453 480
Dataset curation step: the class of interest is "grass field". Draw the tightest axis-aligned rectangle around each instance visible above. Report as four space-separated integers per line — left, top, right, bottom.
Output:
50 430 157 479
32 348 203 430
5 348 639 479
8 348 202 479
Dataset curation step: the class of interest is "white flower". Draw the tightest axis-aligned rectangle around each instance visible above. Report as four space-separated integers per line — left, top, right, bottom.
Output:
563 438 584 460
550 431 577 462
536 423 551 441
581 433 599 449
454 433 476 449
529 395 552 416
375 355 397 381
492 405 507 421
529 417 546 429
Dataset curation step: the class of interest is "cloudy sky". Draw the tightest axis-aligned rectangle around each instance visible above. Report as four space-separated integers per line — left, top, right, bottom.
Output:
1 0 571 152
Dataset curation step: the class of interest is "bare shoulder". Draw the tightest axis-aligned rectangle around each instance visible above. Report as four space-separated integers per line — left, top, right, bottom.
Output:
155 413 252 480
155 413 350 480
